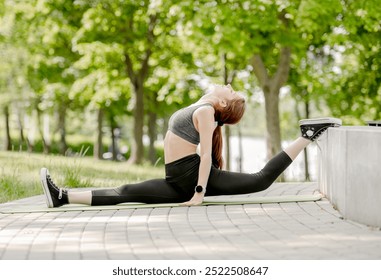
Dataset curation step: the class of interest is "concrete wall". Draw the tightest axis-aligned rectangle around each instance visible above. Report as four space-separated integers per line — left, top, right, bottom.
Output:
318 126 381 227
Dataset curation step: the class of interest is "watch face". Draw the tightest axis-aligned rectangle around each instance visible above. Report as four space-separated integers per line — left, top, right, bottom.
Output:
195 185 203 193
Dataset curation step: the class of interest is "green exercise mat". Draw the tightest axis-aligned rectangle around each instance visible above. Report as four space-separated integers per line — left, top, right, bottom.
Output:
0 193 323 214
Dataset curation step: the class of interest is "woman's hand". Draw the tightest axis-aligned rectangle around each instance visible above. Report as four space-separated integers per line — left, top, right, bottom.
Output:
181 192 205 206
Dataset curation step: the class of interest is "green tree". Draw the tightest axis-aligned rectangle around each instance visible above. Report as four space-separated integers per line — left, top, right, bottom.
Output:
17 0 85 154
69 39 131 160
72 0 187 164
0 0 32 151
323 0 381 123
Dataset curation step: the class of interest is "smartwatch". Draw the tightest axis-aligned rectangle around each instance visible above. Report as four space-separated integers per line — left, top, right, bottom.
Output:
195 185 205 194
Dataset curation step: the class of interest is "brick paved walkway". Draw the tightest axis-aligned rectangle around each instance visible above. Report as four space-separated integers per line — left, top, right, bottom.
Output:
1 182 381 260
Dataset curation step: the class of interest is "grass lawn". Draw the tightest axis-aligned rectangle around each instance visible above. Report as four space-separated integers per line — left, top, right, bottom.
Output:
0 151 164 204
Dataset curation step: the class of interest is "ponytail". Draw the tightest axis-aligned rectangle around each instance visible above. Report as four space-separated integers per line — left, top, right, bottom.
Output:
212 126 223 169
212 98 245 169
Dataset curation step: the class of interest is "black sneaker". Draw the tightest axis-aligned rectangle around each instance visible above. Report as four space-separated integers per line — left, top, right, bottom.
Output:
299 117 342 141
40 168 69 208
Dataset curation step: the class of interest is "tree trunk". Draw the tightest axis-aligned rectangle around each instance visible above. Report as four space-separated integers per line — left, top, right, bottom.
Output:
295 96 310 181
224 126 231 170
26 112 36 152
148 111 157 165
94 108 104 159
124 14 157 165
251 47 291 160
147 91 158 165
128 82 145 164
237 124 243 172
57 105 67 155
26 138 33 152
111 125 117 161
263 86 282 160
303 99 310 181
16 106 25 149
36 109 50 154
106 113 118 161
4 105 12 151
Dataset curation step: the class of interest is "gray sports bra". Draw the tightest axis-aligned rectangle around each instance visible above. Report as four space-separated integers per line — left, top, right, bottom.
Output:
168 103 212 145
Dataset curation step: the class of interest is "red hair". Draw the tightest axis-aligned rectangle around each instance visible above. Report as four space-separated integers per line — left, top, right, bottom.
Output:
212 98 246 169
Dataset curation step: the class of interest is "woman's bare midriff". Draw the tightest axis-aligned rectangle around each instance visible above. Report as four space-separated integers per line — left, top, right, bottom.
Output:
164 130 198 164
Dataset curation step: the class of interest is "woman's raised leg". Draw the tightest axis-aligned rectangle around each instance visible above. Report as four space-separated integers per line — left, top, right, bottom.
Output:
205 117 342 196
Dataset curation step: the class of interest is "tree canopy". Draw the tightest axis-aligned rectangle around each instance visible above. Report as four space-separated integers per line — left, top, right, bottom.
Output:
1 0 380 165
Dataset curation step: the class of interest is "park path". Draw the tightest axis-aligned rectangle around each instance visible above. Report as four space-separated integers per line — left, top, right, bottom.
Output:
1 182 381 260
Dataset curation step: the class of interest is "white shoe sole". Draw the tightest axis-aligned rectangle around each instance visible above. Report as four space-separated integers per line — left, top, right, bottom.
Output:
40 167 54 208
299 117 342 126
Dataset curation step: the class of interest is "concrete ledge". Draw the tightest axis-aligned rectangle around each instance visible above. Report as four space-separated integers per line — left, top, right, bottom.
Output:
318 126 381 227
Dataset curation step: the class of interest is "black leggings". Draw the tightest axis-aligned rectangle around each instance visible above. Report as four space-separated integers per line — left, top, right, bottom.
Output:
91 151 293 205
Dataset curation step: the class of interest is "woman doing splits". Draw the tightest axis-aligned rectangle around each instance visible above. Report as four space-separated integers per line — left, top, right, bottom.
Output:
40 84 341 207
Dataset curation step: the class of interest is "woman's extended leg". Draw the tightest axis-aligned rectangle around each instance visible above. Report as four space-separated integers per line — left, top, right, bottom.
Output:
205 137 310 197
206 149 294 196
206 117 342 196
40 168 187 208
90 179 187 205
